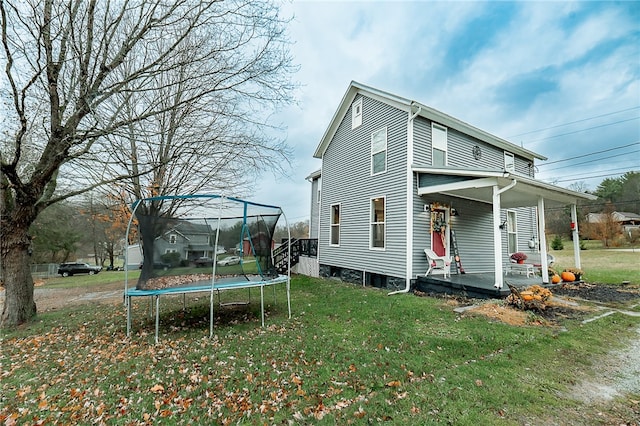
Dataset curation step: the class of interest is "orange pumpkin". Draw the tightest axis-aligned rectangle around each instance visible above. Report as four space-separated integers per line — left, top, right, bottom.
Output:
551 274 561 284
561 271 576 282
520 291 534 301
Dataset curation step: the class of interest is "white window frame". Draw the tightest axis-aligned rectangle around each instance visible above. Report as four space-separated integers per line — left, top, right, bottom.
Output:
432 123 448 166
169 234 177 244
371 127 387 175
352 98 363 129
370 196 386 250
330 203 341 246
504 151 515 173
507 210 518 254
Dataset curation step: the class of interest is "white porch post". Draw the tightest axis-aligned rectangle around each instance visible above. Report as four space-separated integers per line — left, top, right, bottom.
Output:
537 197 549 283
571 204 581 269
492 185 504 288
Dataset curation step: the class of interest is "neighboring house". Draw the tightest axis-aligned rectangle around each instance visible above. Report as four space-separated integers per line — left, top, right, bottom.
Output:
586 211 640 233
153 221 219 263
308 81 595 291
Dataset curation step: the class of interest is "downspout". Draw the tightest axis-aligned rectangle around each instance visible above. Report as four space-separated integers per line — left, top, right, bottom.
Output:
389 102 422 296
493 179 517 289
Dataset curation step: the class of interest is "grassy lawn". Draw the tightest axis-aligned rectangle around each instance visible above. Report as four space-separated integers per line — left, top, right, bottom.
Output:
2 274 640 424
550 239 640 285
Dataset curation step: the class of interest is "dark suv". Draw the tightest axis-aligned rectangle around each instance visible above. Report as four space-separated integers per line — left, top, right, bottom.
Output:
57 262 102 277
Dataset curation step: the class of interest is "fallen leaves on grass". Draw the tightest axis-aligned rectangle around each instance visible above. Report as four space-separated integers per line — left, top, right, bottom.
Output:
0 301 421 425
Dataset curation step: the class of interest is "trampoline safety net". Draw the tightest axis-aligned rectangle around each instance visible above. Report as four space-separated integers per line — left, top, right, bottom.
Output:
127 195 283 291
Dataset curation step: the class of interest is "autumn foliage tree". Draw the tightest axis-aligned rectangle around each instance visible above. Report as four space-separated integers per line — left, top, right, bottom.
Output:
582 203 622 247
0 0 295 327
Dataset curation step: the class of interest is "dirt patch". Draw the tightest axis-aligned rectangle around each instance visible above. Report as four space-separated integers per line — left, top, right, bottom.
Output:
463 298 598 326
552 282 640 306
0 281 125 314
417 283 640 326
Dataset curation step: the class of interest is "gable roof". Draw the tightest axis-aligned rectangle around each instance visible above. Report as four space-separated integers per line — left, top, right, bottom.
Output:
314 81 547 162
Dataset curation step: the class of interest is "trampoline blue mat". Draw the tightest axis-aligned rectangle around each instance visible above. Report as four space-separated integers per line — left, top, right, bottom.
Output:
125 275 288 297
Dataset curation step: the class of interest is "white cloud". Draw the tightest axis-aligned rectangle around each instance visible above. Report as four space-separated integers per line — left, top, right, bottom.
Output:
254 1 639 222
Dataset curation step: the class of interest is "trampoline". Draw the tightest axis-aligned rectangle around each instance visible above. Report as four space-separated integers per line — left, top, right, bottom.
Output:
124 195 291 342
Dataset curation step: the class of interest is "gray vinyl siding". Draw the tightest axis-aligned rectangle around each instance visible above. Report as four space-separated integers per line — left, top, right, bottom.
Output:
412 194 496 276
309 177 320 238
413 117 533 174
411 174 429 277
319 95 408 278
412 192 539 275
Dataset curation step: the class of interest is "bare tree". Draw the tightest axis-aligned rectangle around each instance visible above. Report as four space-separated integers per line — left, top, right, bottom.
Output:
0 0 296 327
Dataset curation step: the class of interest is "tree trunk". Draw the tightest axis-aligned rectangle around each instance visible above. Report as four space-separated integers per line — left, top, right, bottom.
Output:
1 224 37 327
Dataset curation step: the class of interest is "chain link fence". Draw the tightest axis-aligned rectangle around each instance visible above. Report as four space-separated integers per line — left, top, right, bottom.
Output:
31 264 59 279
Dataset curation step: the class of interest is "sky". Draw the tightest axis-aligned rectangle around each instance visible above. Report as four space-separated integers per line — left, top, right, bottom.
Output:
252 0 640 225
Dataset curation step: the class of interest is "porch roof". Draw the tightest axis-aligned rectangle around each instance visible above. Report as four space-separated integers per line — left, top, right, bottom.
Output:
413 166 597 208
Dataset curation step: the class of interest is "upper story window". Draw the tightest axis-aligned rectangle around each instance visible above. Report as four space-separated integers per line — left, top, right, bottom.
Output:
352 98 363 129
169 234 177 244
330 203 340 246
371 127 387 175
432 124 447 166
370 197 385 249
504 151 515 173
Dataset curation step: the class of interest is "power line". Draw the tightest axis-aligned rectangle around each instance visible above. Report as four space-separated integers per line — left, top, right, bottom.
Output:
561 150 639 169
508 106 640 138
524 117 639 143
544 166 638 181
545 199 640 211
537 142 640 167
548 170 635 183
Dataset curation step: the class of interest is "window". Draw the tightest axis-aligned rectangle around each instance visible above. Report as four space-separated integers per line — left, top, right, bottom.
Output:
169 234 177 244
370 197 385 249
504 151 515 173
371 127 387 175
507 210 517 254
330 203 340 246
432 124 447 166
352 98 363 129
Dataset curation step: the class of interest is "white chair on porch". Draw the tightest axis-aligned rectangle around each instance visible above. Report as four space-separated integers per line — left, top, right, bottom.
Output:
424 249 452 279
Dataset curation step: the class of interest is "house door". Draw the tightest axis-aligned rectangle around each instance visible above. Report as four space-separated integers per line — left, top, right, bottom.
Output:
431 209 449 257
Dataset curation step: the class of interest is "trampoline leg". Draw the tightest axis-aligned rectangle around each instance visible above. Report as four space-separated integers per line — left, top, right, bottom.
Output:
183 293 186 311
260 285 265 327
272 285 276 304
210 290 214 339
155 295 160 344
287 278 291 319
126 296 131 337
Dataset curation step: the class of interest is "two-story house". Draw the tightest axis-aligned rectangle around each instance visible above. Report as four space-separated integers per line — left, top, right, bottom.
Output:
308 81 595 295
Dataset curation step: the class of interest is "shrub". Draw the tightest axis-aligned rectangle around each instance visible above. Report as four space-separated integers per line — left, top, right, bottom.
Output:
161 252 181 267
551 235 564 250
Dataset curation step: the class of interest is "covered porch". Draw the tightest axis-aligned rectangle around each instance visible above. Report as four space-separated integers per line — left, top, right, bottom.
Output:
415 167 597 289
